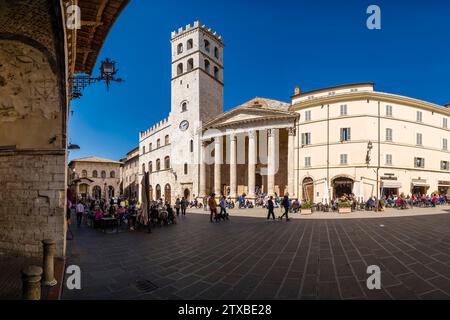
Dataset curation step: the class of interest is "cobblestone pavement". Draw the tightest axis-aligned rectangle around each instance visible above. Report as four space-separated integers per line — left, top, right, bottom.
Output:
62 211 450 300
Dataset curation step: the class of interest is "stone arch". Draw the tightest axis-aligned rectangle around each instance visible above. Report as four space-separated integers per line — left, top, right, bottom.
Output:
92 186 102 200
164 184 171 204
155 184 161 200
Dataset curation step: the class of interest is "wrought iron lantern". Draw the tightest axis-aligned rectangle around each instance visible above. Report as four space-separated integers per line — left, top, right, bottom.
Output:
69 58 123 99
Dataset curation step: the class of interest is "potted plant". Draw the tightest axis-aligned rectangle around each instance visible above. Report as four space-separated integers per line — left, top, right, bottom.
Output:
300 201 313 215
338 201 352 214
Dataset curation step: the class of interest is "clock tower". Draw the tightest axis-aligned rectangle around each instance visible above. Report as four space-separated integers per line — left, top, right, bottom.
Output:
169 21 224 198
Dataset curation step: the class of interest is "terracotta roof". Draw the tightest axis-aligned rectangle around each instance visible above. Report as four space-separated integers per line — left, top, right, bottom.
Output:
70 156 123 164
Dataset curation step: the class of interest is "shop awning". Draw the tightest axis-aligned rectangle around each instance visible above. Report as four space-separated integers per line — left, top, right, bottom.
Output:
411 182 430 187
382 181 402 188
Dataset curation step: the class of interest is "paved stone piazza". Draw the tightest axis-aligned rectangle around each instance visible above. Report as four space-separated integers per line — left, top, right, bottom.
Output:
62 208 450 300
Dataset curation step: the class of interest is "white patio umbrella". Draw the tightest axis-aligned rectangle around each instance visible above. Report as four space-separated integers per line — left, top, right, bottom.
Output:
359 180 365 202
352 181 359 197
322 180 330 204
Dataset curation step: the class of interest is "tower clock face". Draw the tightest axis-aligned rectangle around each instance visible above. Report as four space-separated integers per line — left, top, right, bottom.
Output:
179 120 189 131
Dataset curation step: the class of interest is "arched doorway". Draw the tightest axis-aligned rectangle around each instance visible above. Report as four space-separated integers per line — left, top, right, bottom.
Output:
332 176 354 198
108 186 115 199
164 184 171 204
149 185 153 202
79 183 89 199
155 184 161 200
92 186 101 200
302 177 314 202
184 188 190 200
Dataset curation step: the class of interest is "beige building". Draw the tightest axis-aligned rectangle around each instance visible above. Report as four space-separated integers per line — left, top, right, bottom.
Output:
138 22 450 205
120 147 139 199
68 157 122 201
290 83 450 202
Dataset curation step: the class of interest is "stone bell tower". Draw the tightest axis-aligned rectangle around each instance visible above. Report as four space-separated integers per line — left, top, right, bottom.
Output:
169 21 224 199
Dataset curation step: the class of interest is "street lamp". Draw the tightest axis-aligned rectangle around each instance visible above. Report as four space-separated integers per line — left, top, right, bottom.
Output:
69 57 124 99
365 141 373 166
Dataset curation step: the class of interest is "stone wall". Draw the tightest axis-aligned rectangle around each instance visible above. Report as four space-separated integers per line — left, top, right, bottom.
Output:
0 152 66 258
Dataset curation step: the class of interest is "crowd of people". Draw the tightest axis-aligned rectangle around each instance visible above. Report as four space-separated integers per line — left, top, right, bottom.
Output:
68 196 195 232
68 188 449 233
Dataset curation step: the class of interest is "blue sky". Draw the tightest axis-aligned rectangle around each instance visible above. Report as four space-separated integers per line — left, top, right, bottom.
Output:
68 0 450 161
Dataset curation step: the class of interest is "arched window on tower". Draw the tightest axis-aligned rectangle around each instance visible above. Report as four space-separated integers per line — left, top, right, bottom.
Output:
165 156 170 169
204 39 210 52
181 102 187 112
177 43 183 54
214 66 219 80
177 63 183 75
184 163 188 175
187 39 193 50
165 135 169 145
101 170 106 179
204 59 210 73
81 170 87 178
190 140 194 152
92 170 98 178
187 58 194 71
157 139 161 148
214 47 219 59
156 159 161 171
110 171 115 178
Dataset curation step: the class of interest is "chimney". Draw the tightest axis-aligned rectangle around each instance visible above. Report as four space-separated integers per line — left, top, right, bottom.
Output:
294 86 301 95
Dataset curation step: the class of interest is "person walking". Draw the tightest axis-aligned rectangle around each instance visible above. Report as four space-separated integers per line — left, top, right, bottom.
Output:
267 196 275 220
219 196 229 220
76 201 84 227
181 197 187 216
279 194 290 221
175 198 181 216
208 193 218 223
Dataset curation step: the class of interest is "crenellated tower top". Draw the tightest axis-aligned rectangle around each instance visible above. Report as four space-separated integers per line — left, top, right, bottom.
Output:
171 21 224 46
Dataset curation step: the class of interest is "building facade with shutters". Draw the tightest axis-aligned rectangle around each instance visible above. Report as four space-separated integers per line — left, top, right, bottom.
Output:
291 83 450 202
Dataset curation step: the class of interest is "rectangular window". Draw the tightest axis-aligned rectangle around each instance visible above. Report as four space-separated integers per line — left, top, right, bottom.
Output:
386 105 393 117
142 146 146 154
416 111 422 122
386 128 393 142
416 133 422 146
443 138 448 151
301 132 311 146
305 110 311 121
304 157 311 167
340 104 347 116
340 154 348 165
386 154 392 165
441 161 449 171
340 128 351 141
414 157 425 168
444 118 448 129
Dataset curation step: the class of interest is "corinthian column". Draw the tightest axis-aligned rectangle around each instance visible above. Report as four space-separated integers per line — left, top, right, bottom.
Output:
214 136 222 196
229 134 237 199
267 129 276 196
288 127 296 197
248 130 257 198
200 141 207 197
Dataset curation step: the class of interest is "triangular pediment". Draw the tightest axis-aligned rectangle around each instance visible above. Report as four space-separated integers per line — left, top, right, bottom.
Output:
204 98 298 129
